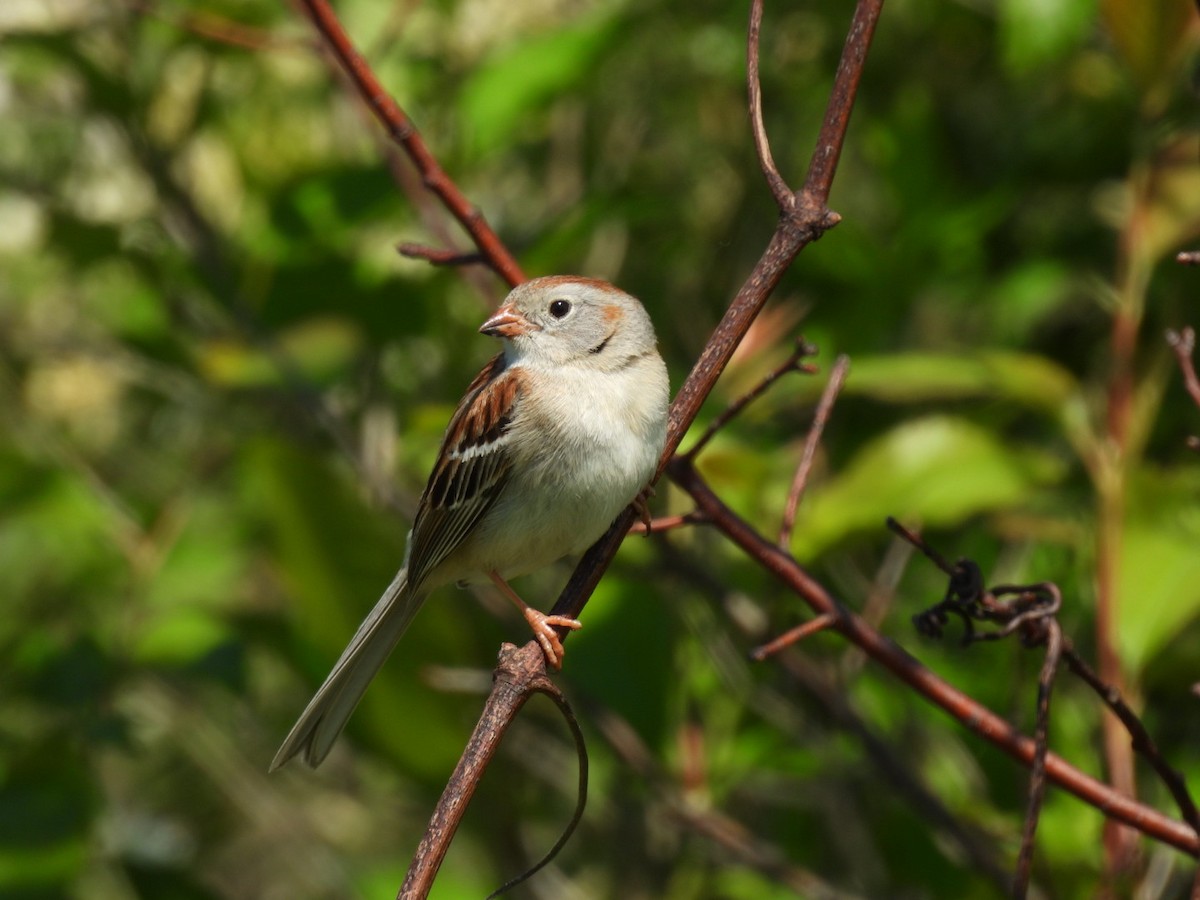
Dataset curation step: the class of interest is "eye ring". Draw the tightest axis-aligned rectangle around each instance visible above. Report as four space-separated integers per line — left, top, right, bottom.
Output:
549 299 572 319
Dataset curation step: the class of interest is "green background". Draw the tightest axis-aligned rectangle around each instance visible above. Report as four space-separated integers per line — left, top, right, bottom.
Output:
1 0 1198 896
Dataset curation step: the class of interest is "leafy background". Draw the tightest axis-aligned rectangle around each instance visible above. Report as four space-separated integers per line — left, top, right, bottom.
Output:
1 0 1198 897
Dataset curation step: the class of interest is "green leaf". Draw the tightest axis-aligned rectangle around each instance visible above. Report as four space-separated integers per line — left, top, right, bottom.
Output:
196 317 362 387
458 17 616 156
1000 0 1096 73
846 351 1079 419
133 610 231 667
1117 470 1200 671
791 416 1067 560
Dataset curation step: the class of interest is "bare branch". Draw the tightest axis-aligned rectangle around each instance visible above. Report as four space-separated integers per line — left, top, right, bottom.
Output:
669 456 1200 856
397 644 580 899
685 337 819 460
748 0 792 207
296 0 525 286
1167 327 1200 409
750 612 838 661
779 353 850 547
1014 620 1061 899
396 243 486 268
1062 643 1200 836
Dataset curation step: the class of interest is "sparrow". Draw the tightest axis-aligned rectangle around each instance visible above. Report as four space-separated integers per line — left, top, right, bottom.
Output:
272 276 670 769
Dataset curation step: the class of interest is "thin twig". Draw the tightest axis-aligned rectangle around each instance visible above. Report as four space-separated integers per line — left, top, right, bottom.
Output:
484 675 589 899
628 511 708 536
1013 620 1062 899
1061 642 1200 836
748 0 792 207
778 353 850 547
1167 328 1200 409
801 0 883 203
1177 250 1200 266
750 612 838 661
685 338 819 459
396 243 486 267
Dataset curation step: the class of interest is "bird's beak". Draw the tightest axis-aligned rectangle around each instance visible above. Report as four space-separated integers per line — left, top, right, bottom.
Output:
479 303 535 338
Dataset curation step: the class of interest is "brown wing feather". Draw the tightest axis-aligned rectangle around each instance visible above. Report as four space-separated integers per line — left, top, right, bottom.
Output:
405 354 522 589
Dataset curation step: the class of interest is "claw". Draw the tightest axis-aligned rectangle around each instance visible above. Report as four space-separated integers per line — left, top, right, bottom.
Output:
633 484 655 536
488 570 583 669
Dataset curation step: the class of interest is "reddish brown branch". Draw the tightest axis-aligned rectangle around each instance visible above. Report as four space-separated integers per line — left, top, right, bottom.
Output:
750 612 838 661
748 0 791 206
779 353 849 547
545 0 881 629
397 644 582 898
1062 642 1200 836
628 511 708 536
1014 620 1061 899
296 0 525 286
669 456 1200 856
685 337 819 459
1167 327 1200 410
396 243 486 268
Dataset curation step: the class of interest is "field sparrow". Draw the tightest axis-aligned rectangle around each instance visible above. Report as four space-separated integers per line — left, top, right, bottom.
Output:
272 276 669 769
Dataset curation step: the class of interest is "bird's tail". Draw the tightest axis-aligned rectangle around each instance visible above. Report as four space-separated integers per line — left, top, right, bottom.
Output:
271 569 423 770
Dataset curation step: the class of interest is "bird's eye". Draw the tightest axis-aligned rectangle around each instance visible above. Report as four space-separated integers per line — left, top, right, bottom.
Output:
549 299 571 319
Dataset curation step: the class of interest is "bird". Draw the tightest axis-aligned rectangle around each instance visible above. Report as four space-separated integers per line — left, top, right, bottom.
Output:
271 276 670 770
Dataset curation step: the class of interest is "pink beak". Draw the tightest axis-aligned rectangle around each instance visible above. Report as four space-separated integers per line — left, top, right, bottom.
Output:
479 303 534 338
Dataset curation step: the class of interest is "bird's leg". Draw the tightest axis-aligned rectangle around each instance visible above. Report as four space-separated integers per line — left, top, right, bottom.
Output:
487 571 581 670
632 484 655 536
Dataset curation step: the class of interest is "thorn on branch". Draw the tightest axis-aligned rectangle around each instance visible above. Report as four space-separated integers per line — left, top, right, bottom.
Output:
1176 250 1200 266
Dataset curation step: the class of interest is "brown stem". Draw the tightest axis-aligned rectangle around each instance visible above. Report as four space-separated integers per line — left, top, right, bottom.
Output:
750 612 839 661
295 0 525 286
669 456 1200 856
779 354 850 547
1168 327 1200 409
397 644 573 898
1013 621 1062 899
685 338 819 460
1062 642 1200 835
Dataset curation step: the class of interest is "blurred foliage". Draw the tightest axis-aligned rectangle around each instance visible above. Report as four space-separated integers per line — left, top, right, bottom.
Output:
1 0 1199 897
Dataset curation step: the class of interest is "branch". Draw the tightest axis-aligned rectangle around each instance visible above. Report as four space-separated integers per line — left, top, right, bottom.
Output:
396 643 585 899
779 353 850 547
295 0 525 286
669 456 1200 857
684 337 819 460
546 0 883 628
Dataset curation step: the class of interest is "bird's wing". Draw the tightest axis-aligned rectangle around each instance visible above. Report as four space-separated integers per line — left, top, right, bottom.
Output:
405 353 522 589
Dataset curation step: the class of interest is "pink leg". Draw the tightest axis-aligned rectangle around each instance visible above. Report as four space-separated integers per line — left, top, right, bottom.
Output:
632 484 655 536
487 571 581 669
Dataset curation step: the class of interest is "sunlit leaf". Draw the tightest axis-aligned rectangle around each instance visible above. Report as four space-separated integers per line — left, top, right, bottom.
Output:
791 416 1067 559
458 16 617 156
